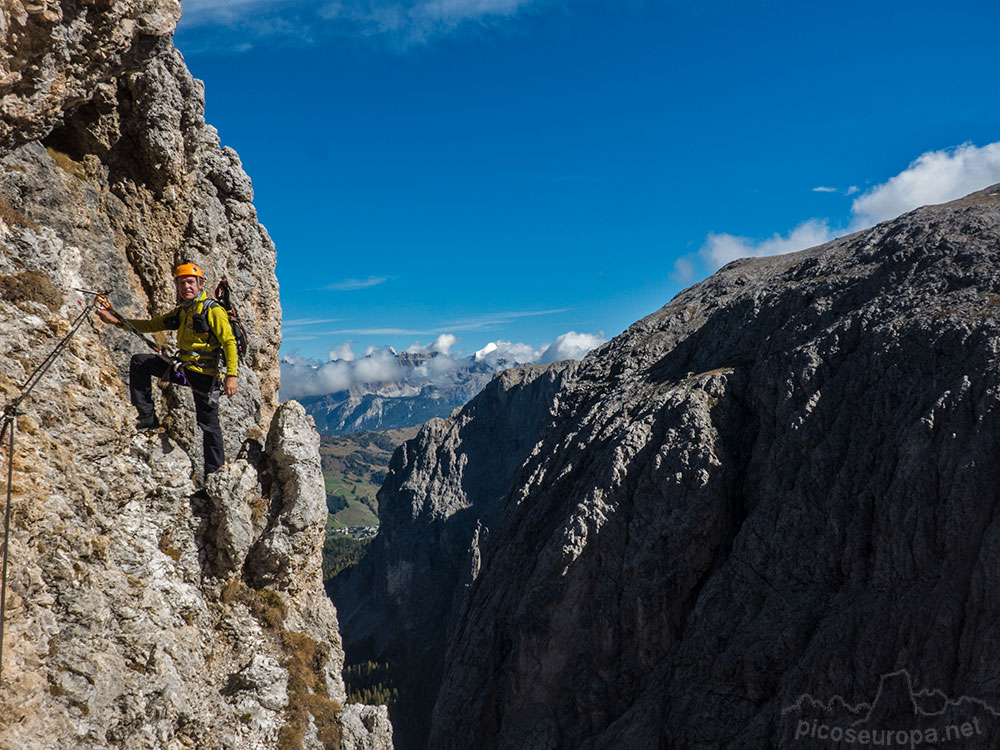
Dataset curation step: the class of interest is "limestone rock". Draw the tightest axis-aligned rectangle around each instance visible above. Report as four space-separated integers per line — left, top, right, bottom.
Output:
0 0 183 151
339 704 394 750
247 401 328 589
266 400 327 534
335 187 1000 749
206 459 258 574
226 653 288 713
0 1 391 747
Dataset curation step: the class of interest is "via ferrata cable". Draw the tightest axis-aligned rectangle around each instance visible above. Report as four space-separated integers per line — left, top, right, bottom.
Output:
0 411 15 687
0 297 97 686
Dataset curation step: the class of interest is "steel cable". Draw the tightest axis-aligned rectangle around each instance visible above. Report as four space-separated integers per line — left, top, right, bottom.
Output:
0 411 14 686
0 298 95 686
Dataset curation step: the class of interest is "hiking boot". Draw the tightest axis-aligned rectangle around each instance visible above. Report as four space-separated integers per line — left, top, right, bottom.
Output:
136 414 160 431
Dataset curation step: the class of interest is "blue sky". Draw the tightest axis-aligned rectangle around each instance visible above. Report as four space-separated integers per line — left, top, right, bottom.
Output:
175 0 1000 363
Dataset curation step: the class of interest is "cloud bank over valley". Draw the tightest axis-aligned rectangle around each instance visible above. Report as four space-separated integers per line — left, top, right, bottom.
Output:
280 331 604 434
280 331 605 402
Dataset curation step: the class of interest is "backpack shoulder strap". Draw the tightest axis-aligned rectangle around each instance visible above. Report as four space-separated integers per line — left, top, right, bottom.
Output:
198 297 222 331
163 307 181 330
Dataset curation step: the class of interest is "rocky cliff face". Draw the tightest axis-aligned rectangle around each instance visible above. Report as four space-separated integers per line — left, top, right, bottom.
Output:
334 186 1000 749
331 363 578 746
0 2 390 747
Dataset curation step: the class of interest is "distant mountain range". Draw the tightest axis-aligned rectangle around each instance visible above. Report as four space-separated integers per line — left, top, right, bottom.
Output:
282 336 604 434
288 351 502 434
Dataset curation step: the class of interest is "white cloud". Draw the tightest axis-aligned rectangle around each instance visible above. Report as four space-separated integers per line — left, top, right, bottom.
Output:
432 333 459 354
849 141 1000 229
324 276 388 291
670 255 696 284
179 0 317 45
281 347 404 398
812 186 837 193
178 0 548 50
329 341 356 361
352 348 405 382
445 308 570 332
322 0 539 42
473 340 540 366
407 333 460 355
672 140 1000 284
469 332 605 368
280 329 605 400
323 327 432 335
413 0 531 23
696 218 835 272
283 309 568 344
180 0 278 25
284 317 344 326
537 331 605 364
418 353 461 378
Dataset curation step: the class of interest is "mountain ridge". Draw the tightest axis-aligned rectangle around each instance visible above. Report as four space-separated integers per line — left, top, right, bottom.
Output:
333 185 1000 749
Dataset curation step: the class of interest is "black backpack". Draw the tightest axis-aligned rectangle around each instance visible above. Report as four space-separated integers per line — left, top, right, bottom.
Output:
211 277 249 360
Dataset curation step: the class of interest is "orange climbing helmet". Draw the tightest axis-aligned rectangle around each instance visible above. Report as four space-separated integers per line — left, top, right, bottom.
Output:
173 262 204 279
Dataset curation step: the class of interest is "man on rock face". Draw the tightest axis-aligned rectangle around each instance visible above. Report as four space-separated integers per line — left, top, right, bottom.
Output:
96 262 238 477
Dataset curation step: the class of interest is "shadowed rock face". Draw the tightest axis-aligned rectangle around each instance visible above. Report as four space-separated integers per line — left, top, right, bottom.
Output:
336 186 1000 749
330 363 578 747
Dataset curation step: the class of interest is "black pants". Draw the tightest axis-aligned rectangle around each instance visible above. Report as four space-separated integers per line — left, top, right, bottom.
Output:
129 354 224 476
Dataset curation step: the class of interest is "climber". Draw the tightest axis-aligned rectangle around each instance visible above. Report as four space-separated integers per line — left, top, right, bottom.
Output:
95 262 238 477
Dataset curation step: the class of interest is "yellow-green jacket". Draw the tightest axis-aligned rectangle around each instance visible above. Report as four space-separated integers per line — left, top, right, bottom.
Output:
123 290 239 377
